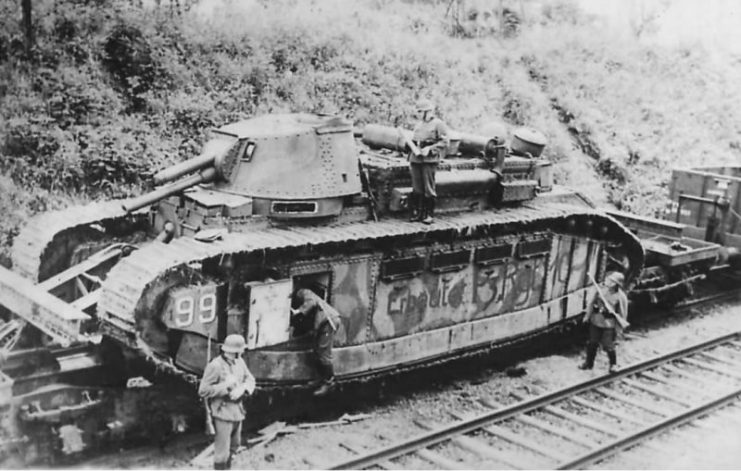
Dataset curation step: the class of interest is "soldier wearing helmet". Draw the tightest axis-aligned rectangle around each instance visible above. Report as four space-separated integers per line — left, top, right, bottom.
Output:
408 98 450 225
198 334 255 470
579 271 629 374
291 288 342 396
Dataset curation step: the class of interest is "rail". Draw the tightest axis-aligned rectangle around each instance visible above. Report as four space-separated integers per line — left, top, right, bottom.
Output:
328 330 741 469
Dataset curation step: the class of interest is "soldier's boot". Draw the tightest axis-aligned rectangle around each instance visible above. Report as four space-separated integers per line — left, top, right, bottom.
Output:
313 377 335 396
408 192 422 222
607 350 618 373
421 197 435 225
579 344 597 370
214 462 227 470
314 363 335 396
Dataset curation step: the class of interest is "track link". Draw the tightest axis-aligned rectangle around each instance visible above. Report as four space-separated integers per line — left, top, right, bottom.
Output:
11 200 146 282
97 200 644 356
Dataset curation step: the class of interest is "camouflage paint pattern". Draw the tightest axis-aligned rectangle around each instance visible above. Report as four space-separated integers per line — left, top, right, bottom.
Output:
369 234 596 342
162 234 603 382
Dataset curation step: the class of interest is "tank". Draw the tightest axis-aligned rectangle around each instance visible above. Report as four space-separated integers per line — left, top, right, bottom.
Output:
0 113 644 464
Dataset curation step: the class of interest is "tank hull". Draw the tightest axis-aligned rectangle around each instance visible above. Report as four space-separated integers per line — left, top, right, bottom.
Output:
95 189 642 386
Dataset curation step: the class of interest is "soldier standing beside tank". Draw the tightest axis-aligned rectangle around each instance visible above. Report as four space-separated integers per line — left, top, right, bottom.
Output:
198 334 256 470
408 98 450 225
579 271 629 374
291 288 342 396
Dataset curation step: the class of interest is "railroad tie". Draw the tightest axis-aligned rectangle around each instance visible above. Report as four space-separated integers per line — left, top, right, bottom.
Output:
513 414 600 449
596 385 685 414
413 449 464 470
446 410 568 463
660 364 714 385
414 419 531 470
697 350 741 368
478 397 601 450
508 392 620 438
620 378 694 407
638 371 709 399
569 396 647 427
681 357 741 380
715 344 741 360
482 423 569 462
338 441 394 470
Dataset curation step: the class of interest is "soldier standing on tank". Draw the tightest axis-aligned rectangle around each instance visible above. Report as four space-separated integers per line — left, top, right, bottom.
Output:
198 334 255 470
408 98 450 225
291 288 342 396
579 271 629 374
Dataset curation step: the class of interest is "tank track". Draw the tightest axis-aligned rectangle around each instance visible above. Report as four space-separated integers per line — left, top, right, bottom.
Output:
11 200 147 282
98 199 644 383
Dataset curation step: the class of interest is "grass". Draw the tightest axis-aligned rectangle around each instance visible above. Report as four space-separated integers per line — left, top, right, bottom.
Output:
1 0 740 262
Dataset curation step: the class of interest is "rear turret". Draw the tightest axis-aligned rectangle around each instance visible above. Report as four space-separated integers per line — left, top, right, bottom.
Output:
358 123 553 218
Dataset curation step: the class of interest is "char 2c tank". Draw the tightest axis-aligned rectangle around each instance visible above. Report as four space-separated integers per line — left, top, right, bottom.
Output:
0 113 643 464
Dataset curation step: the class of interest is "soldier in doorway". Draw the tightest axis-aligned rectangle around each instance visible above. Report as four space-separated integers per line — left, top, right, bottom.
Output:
291 288 342 396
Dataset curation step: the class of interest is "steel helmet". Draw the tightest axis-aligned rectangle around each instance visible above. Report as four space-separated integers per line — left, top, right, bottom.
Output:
605 272 625 287
416 98 434 112
221 334 247 353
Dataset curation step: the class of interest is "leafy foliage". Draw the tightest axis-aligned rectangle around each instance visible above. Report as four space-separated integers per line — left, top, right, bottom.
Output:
1 0 741 262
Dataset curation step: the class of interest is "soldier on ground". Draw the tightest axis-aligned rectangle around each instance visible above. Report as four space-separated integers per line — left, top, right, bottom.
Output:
408 98 450 225
198 334 256 470
291 288 342 396
579 271 629 374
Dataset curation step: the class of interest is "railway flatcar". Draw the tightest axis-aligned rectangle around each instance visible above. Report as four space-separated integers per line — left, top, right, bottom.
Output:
608 166 741 305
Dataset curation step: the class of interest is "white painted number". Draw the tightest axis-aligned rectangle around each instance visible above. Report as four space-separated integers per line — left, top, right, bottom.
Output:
175 297 194 327
199 293 217 323
174 293 217 327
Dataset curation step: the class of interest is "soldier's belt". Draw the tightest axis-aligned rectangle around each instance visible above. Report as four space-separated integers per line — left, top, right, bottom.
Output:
413 140 436 146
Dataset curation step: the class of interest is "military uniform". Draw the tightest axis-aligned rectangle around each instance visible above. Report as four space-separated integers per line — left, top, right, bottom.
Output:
581 275 628 372
408 99 449 225
410 116 449 198
294 288 341 393
199 347 255 470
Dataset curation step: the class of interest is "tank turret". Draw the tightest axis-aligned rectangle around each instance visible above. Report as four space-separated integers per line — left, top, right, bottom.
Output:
126 113 363 221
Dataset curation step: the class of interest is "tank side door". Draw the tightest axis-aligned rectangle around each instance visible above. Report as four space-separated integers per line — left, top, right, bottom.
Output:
244 279 292 349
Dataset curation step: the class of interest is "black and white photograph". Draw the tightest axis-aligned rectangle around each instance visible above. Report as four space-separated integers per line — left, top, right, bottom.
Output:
1 0 741 468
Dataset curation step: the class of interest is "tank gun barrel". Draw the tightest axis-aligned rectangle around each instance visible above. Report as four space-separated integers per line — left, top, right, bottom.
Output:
153 153 216 185
122 167 217 213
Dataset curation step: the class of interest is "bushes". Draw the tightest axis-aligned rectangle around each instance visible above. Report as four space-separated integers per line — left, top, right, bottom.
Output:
2 0 741 237
102 23 162 110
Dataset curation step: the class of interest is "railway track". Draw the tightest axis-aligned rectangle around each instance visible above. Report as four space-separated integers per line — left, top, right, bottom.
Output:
32 281 741 469
328 330 741 470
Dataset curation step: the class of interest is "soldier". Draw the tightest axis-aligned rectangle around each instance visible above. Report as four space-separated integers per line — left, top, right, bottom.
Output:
291 288 342 396
579 271 629 374
408 98 450 225
198 334 255 470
